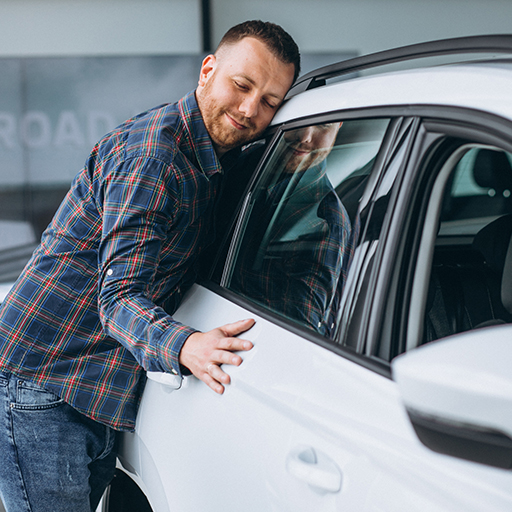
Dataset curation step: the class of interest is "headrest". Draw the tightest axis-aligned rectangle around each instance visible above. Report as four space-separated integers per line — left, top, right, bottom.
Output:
472 214 512 274
473 214 512 314
472 149 512 192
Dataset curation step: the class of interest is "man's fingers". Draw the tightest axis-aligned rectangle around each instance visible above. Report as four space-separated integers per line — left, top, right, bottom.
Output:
210 349 243 367
220 318 255 338
216 336 253 353
178 319 256 394
203 371 225 394
206 362 230 382
204 363 230 394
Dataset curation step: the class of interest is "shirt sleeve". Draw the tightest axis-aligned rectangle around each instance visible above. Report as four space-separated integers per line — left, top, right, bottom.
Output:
97 154 197 377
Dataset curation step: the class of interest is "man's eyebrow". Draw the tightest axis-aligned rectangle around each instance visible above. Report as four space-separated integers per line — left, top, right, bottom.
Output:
235 74 284 100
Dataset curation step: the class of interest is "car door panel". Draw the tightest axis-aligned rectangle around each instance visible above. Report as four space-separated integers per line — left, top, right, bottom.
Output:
119 284 512 512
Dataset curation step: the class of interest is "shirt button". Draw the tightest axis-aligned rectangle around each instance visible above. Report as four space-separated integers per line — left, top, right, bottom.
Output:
107 269 113 276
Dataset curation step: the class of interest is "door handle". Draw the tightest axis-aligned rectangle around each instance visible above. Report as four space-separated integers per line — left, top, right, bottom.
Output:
286 446 342 494
146 371 182 390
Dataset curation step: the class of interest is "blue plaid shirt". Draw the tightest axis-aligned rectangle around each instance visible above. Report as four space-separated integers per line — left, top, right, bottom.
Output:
0 91 224 431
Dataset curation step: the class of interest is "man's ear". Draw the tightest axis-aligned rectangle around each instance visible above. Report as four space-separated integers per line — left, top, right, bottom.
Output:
198 54 217 88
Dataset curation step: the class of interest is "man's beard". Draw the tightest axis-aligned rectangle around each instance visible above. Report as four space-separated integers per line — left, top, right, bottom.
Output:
197 79 263 153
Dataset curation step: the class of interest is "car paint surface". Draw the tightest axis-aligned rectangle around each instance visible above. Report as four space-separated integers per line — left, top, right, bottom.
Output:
273 63 512 125
119 286 512 511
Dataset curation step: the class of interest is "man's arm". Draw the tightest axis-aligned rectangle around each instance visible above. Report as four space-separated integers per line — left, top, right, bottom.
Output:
97 156 252 390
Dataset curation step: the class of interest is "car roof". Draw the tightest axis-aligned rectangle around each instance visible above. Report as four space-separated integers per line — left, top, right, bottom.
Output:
272 59 512 125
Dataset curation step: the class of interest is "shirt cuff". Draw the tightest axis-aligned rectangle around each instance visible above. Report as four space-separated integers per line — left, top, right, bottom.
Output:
160 324 198 378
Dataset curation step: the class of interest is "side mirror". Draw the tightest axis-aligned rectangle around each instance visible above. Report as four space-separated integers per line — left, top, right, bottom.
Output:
392 325 512 469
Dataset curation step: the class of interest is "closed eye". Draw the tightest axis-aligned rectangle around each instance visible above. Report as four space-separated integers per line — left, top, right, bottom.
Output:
263 99 278 110
234 81 249 91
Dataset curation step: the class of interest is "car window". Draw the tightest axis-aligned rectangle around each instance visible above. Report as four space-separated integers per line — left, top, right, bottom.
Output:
222 118 390 338
372 130 512 363
422 146 512 345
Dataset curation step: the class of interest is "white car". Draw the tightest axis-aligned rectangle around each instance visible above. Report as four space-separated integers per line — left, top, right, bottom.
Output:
99 35 512 511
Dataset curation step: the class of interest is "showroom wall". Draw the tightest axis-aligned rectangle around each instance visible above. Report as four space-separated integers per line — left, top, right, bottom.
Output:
1 0 512 57
0 0 511 251
211 0 512 55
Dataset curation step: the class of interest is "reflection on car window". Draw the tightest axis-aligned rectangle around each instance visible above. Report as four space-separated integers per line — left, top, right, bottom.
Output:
226 118 390 337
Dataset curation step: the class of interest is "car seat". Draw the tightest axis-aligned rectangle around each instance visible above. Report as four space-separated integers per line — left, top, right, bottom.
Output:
424 213 512 343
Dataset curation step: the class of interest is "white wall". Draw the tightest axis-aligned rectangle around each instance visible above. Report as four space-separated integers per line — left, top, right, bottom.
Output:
1 0 512 58
0 0 201 56
212 0 512 55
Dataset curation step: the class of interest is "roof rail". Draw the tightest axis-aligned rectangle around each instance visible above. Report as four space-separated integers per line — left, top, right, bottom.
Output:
287 34 512 98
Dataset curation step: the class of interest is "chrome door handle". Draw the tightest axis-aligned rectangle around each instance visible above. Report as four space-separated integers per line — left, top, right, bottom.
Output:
286 446 342 494
146 371 182 390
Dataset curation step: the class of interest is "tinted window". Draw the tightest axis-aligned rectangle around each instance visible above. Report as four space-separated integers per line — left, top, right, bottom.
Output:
224 118 390 337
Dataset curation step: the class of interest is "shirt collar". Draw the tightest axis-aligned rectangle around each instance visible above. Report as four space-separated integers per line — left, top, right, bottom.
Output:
178 90 223 178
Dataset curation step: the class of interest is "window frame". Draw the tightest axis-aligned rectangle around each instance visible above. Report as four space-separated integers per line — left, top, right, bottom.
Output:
221 116 392 338
202 104 512 377
372 110 512 363
204 107 410 378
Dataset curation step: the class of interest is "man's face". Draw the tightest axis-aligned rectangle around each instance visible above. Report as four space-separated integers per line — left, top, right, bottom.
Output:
282 123 341 173
196 37 296 156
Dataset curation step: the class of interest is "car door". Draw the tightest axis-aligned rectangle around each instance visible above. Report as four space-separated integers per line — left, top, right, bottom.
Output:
125 113 404 512
118 111 512 512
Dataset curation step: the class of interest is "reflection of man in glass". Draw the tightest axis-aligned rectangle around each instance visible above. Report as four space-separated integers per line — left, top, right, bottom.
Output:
233 122 353 336
282 122 341 172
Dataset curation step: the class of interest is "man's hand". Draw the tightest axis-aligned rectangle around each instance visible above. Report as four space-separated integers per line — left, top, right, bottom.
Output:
179 318 255 394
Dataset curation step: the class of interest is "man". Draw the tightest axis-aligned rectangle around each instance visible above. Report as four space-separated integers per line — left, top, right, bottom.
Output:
0 20 299 512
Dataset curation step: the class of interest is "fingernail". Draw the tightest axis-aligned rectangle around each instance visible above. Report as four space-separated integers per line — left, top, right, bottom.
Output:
243 341 252 349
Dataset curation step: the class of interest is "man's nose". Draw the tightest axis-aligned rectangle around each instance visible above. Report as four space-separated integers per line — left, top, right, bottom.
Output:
239 94 259 118
299 127 314 144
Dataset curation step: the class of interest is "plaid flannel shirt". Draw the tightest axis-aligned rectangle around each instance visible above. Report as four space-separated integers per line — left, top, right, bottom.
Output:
0 91 224 431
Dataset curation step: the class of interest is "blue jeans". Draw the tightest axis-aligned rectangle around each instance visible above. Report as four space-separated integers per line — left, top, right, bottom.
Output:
0 372 117 512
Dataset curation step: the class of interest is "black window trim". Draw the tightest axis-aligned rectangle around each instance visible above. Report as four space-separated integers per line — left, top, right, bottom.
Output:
354 117 422 357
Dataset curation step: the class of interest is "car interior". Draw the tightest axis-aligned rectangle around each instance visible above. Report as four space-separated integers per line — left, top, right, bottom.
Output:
424 147 512 343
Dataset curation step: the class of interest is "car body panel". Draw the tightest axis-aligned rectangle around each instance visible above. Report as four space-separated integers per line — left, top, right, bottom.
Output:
1 38 510 512
273 63 512 126
118 285 512 512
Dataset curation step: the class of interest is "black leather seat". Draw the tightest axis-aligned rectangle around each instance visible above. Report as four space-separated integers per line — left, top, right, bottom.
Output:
472 213 512 324
442 149 512 221
424 214 512 343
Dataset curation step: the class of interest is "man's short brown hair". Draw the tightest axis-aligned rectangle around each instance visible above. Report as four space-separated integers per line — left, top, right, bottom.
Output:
217 20 301 83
